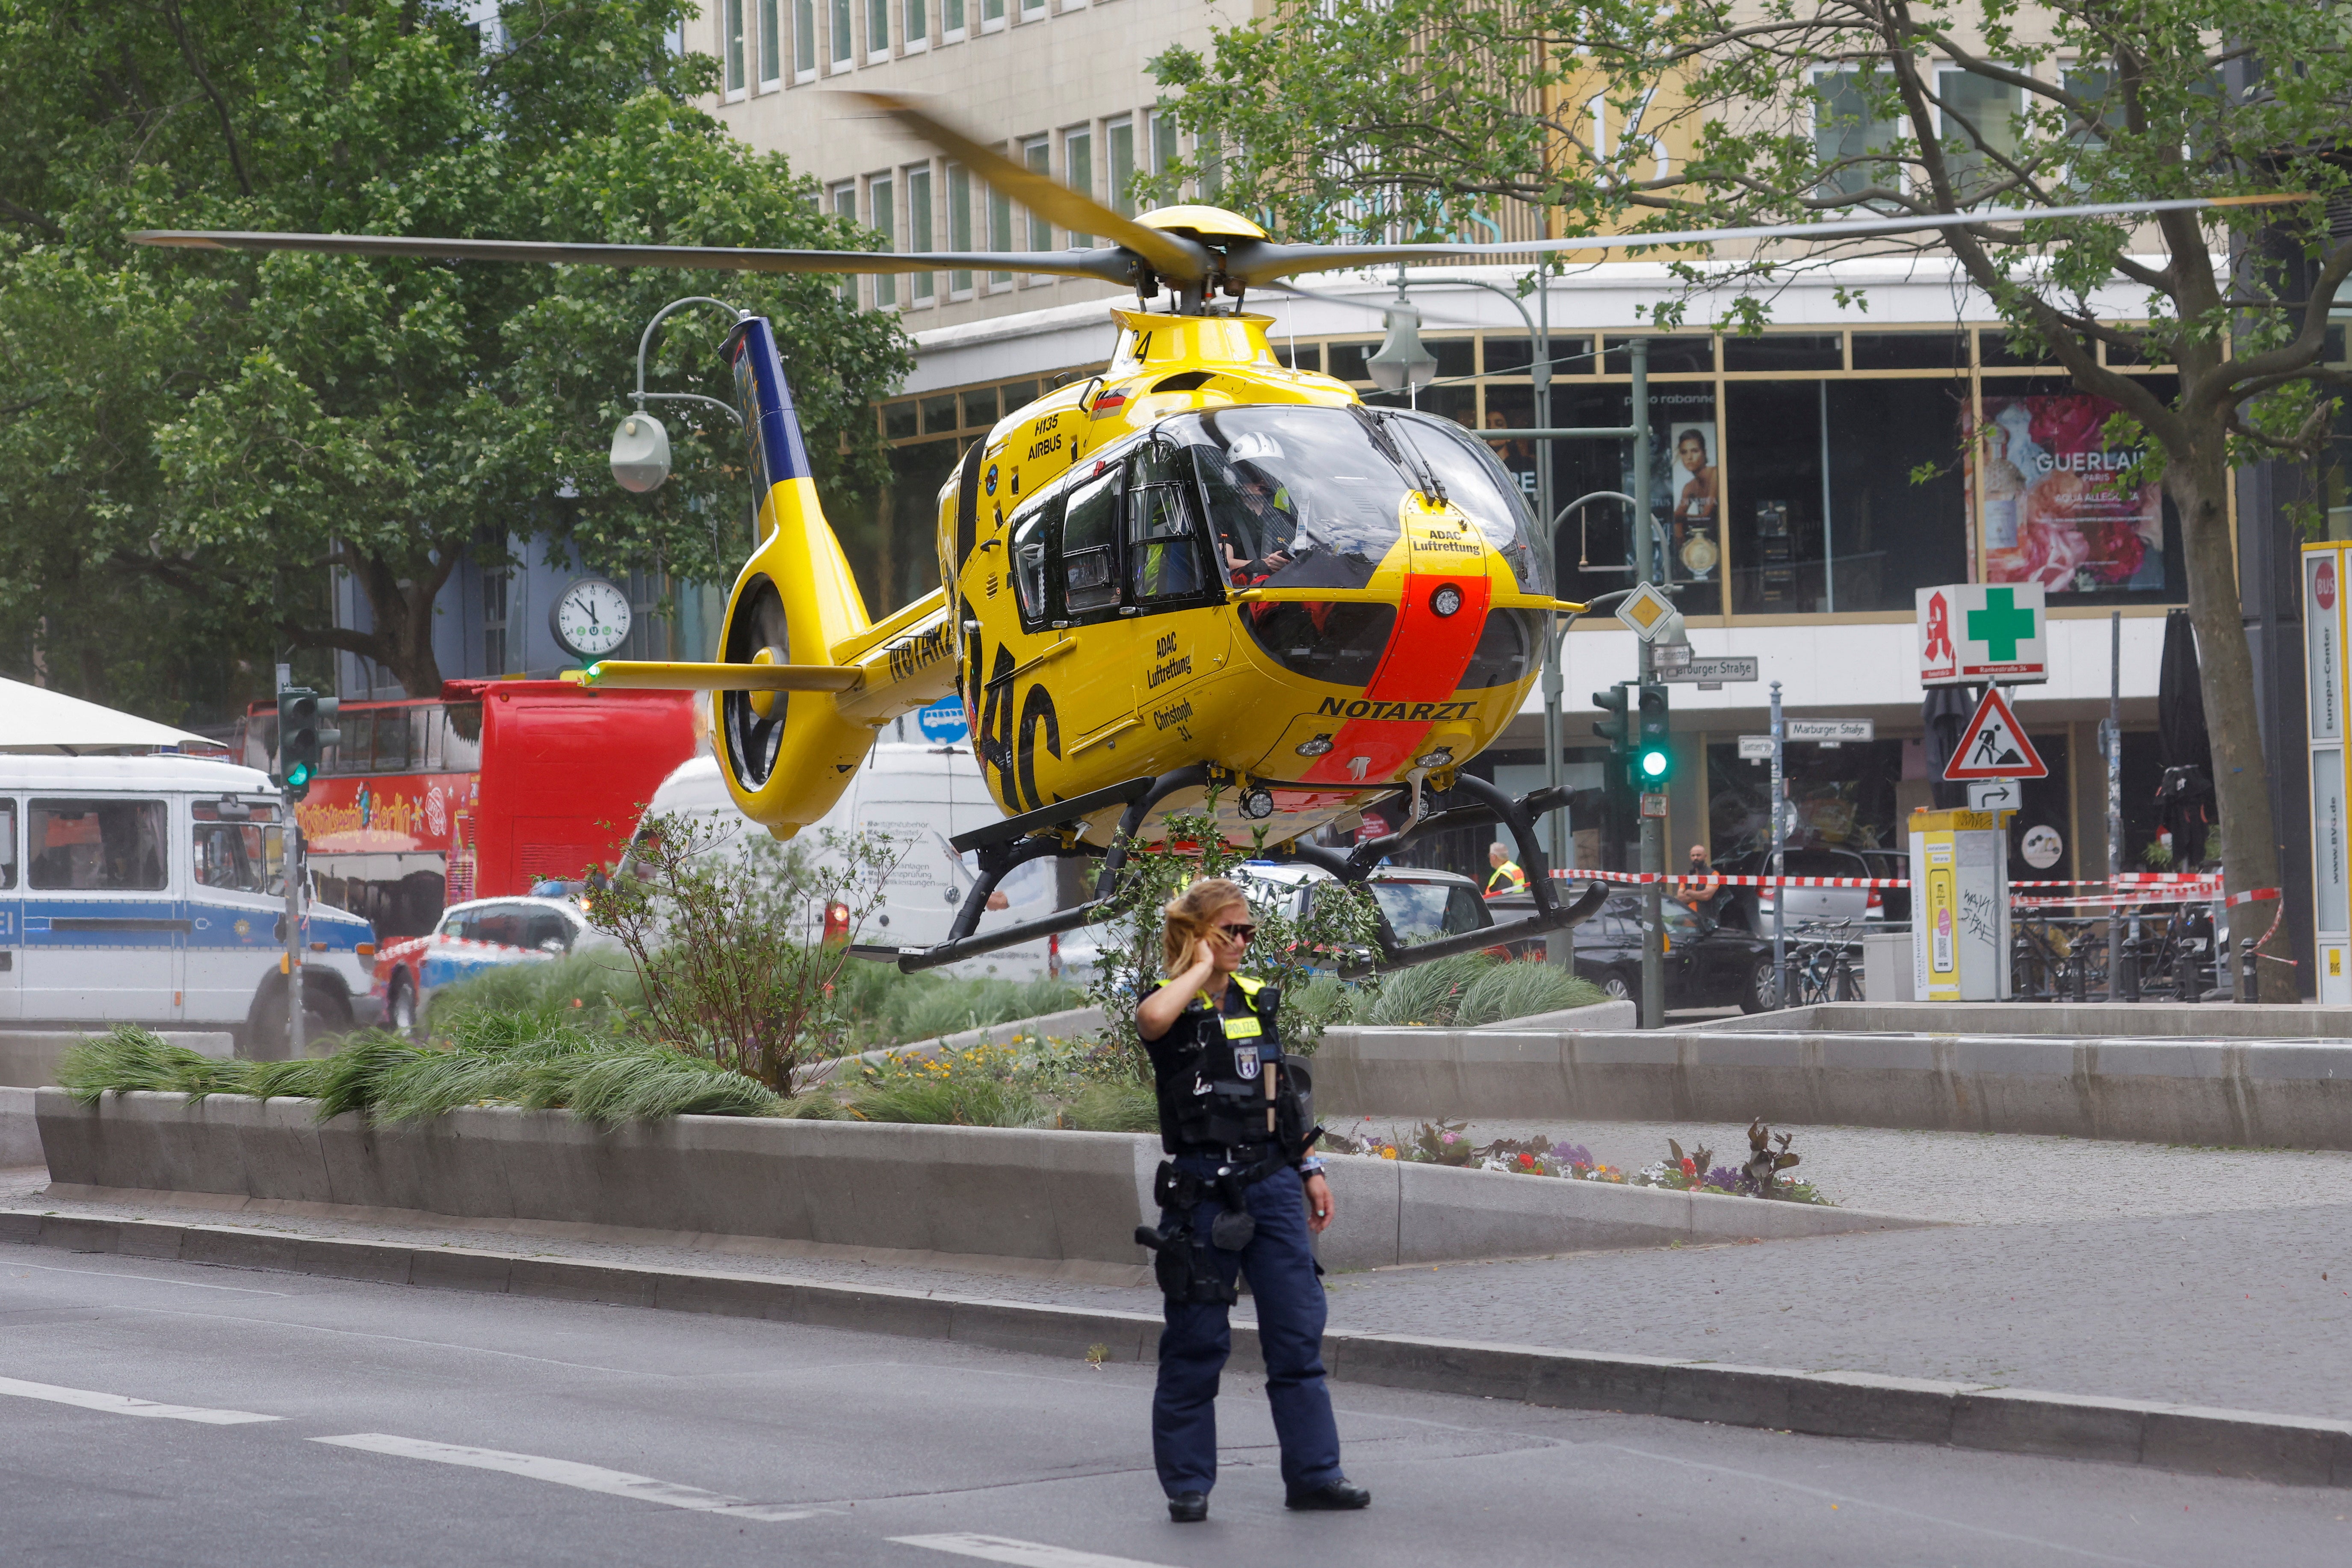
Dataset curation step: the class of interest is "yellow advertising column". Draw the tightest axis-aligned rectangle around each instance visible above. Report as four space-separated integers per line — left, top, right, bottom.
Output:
2303 542 2351 1001
1909 808 2012 1002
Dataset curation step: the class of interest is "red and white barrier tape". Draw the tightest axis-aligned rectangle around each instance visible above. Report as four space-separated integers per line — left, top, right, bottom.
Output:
1548 866 2275 910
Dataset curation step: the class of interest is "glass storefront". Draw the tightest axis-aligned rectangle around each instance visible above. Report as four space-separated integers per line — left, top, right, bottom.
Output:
880 323 2192 625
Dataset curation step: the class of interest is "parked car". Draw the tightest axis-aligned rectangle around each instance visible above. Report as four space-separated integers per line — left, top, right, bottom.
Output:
1488 889 1779 1022
1054 863 1500 985
1712 845 1909 933
370 895 615 1033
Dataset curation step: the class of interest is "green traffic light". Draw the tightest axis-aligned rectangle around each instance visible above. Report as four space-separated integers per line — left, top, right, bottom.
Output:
287 762 311 788
1638 748 1671 781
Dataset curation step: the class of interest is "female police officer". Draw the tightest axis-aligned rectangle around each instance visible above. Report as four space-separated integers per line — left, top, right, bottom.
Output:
1135 876 1371 1523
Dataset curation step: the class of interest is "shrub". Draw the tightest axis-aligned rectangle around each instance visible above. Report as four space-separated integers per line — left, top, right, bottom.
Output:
1453 962 1604 1026
1363 953 1493 1027
588 812 904 1091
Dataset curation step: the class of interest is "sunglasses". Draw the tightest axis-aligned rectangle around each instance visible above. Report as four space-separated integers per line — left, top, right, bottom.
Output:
1215 922 1258 942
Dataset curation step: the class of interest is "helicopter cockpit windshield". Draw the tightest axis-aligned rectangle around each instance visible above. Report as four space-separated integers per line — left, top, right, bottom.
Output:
1151 405 1547 688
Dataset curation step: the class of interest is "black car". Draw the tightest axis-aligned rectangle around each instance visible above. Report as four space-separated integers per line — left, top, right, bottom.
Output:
1488 889 1779 1021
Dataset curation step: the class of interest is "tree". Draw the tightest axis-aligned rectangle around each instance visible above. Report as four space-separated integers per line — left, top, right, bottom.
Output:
0 0 910 705
1157 1 2352 993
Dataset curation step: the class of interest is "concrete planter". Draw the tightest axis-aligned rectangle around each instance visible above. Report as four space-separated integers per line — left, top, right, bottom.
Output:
33 1089 1920 1274
1313 1012 2352 1148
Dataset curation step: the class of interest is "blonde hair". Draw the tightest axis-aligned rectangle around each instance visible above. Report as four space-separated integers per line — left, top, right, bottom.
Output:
1162 876 1251 976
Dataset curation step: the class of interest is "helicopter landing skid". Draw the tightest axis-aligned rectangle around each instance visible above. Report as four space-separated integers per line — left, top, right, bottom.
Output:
1273 774 1608 978
850 767 1604 980
849 764 1212 974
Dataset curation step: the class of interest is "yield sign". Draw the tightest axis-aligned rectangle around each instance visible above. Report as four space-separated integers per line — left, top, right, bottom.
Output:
1943 687 2049 780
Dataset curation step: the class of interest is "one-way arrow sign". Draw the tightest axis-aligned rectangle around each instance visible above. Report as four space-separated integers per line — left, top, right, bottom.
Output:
1942 687 2049 780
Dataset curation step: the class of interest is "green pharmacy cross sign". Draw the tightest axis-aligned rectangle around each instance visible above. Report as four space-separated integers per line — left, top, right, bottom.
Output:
1918 582 2048 686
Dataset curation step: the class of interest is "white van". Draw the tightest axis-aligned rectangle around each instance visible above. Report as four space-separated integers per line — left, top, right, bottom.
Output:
638 743 1058 979
0 754 378 1049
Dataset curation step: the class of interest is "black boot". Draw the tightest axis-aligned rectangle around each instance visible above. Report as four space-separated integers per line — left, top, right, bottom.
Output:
1285 1478 1371 1511
1167 1492 1208 1523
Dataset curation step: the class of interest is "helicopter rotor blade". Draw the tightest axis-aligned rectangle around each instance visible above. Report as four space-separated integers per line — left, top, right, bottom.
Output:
1260 277 1490 328
844 90 1211 286
1221 194 2308 286
130 229 1137 283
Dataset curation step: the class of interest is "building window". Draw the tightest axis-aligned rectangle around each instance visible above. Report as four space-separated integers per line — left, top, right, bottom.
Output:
831 0 853 65
867 0 890 59
482 560 510 676
1019 0 1042 19
870 176 896 307
1063 127 1093 245
1106 114 1136 218
982 0 1004 28
724 0 747 95
906 166 933 304
987 177 1013 288
1149 108 1179 203
832 183 859 304
906 0 928 47
795 0 817 79
1936 67 2020 203
947 163 974 296
759 0 782 85
1814 69 1903 199
1023 137 1052 260
1199 131 1222 199
943 0 965 39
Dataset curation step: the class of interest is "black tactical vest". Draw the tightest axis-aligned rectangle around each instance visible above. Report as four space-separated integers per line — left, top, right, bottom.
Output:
1143 973 1290 1156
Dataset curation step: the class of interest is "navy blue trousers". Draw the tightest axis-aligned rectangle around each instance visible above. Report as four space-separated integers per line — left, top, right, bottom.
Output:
1151 1155 1343 1497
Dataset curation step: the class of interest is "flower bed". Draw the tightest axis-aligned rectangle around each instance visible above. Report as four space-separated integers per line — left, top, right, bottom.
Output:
1324 1117 1830 1204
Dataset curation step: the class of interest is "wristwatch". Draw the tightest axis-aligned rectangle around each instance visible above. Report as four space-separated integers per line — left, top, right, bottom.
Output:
1297 1156 1327 1176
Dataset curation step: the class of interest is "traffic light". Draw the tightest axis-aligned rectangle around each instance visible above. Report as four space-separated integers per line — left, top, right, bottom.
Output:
1634 682 1673 789
1591 683 1632 764
277 687 341 801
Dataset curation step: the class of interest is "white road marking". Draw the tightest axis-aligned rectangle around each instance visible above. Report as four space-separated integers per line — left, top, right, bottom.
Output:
312 1433 813 1521
6 1258 290 1295
890 1536 1182 1568
0 1375 281 1425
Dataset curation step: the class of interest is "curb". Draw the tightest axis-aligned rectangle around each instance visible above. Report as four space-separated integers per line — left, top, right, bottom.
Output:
8 1208 2348 1489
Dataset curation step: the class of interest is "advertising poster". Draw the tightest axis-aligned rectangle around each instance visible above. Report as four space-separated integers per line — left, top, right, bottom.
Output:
1965 393 2164 592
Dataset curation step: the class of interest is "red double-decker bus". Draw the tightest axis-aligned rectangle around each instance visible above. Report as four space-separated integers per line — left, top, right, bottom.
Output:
238 680 697 936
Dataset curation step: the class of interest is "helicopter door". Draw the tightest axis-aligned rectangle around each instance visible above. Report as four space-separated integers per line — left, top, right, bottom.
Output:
1127 444 1228 735
1045 462 1137 758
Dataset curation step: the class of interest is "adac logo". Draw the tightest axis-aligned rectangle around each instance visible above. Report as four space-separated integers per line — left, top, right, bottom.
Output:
984 463 998 496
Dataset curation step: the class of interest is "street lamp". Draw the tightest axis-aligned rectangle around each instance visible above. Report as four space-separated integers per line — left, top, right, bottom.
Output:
1365 285 1438 398
609 295 750 493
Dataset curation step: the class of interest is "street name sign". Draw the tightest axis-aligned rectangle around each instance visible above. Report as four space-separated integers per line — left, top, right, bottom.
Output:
1737 735 1775 760
1786 718 1874 743
1918 582 2048 685
1655 656 1758 684
1943 687 2050 780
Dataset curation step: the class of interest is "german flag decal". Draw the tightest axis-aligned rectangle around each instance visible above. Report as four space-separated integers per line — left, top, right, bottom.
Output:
1089 389 1128 420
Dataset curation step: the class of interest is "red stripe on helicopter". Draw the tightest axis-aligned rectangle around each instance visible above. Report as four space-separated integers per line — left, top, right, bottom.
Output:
1293 573 1490 787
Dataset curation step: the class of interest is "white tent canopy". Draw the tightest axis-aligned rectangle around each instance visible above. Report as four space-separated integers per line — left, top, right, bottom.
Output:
0 674 220 755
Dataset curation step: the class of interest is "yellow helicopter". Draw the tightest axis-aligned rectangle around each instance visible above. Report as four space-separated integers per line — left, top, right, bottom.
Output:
135 96 2269 971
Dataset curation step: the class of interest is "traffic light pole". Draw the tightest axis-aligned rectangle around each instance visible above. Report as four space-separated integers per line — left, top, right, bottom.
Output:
282 819 305 1060
1629 341 1665 1031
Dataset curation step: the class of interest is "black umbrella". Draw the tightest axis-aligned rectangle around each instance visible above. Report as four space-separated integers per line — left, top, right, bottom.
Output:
2155 608 2214 858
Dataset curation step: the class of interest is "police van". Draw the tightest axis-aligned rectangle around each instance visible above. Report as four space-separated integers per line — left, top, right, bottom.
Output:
0 754 378 1049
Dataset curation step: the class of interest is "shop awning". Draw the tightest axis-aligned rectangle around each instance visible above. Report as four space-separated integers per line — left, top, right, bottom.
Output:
0 674 219 755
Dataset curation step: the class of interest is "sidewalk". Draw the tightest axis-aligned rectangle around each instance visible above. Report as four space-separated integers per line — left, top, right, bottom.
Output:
9 1118 2351 1424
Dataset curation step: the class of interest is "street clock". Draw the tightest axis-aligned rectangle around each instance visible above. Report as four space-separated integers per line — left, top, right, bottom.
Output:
550 576 632 660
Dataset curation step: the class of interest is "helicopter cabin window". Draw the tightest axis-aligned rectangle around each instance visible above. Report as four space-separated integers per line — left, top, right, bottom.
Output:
1008 496 1055 627
1128 443 1207 602
1386 410 1552 597
1058 463 1121 615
